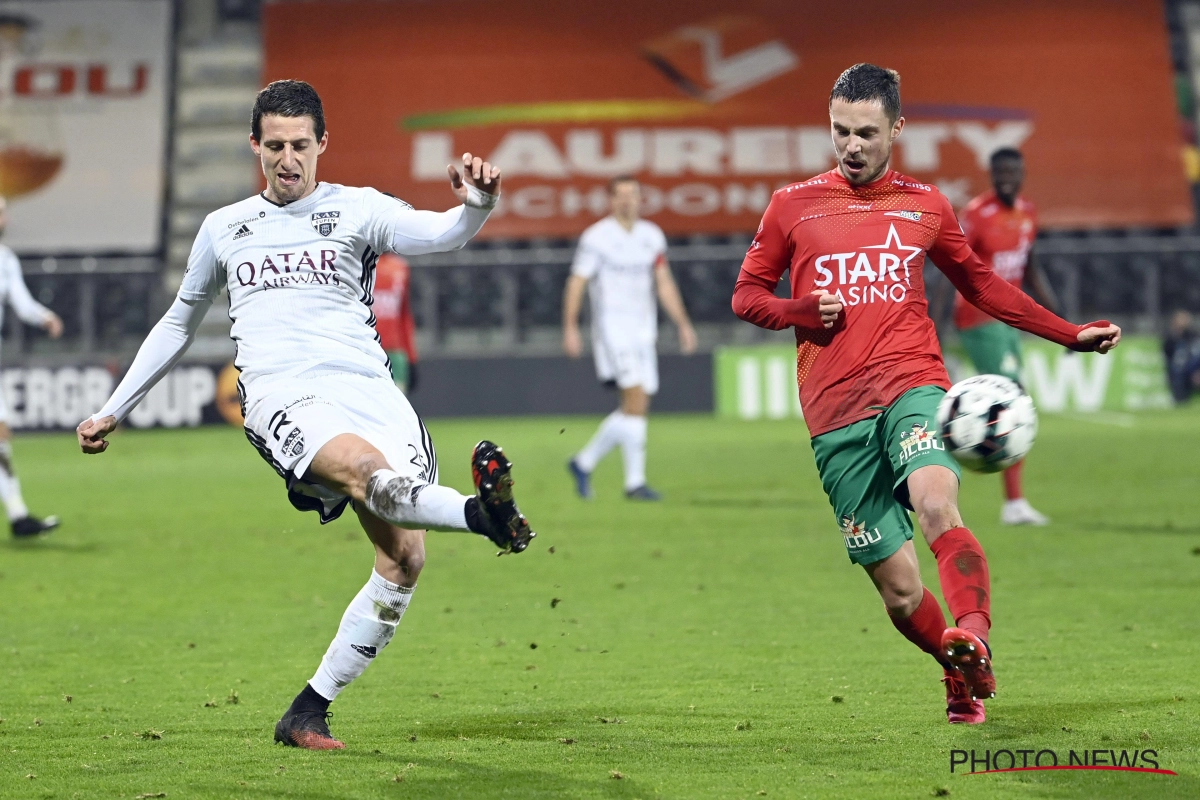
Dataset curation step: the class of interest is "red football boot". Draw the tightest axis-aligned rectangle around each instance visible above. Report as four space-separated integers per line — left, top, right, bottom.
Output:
943 669 986 724
941 627 996 701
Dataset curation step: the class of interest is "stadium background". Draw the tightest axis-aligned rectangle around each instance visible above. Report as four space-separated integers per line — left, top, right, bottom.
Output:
0 0 1197 429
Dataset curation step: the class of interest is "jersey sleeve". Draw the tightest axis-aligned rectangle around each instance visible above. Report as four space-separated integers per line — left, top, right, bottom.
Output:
731 193 823 330
178 220 225 302
652 224 668 266
1 249 53 326
741 191 793 283
364 187 493 256
570 228 601 279
959 205 978 249
929 192 1084 348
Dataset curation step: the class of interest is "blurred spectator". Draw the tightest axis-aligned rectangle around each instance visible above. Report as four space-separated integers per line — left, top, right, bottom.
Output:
1164 310 1200 404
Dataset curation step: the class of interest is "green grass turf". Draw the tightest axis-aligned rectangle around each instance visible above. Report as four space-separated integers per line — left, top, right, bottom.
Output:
2 409 1199 799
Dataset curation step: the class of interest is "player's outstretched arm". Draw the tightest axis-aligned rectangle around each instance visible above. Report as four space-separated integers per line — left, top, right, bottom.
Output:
562 275 587 357
654 259 698 353
76 295 212 454
929 195 1119 353
387 154 501 256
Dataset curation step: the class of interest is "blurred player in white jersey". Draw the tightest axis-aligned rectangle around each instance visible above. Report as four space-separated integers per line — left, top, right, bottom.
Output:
0 195 63 538
75 81 534 749
563 176 697 500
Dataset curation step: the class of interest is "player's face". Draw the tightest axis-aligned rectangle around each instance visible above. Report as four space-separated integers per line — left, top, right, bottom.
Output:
991 157 1024 205
251 115 328 205
609 181 641 219
829 99 903 186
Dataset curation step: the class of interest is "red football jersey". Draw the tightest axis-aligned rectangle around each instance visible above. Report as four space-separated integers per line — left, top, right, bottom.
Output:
735 169 1078 437
373 253 417 362
953 190 1038 331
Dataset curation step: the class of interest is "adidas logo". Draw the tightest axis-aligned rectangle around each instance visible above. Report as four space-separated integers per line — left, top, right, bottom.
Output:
350 644 377 659
233 224 253 240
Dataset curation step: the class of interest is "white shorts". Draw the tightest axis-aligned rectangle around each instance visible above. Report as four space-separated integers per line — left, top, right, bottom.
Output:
242 373 438 523
593 338 658 395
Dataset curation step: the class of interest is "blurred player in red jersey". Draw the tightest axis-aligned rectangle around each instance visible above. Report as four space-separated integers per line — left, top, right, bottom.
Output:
373 253 419 393
940 148 1059 526
732 64 1120 724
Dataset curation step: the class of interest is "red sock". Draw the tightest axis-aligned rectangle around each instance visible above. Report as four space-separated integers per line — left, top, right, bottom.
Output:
1003 461 1023 501
888 587 950 666
930 527 991 643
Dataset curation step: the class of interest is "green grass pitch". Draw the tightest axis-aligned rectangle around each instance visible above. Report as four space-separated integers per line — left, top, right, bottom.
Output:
2 409 1198 799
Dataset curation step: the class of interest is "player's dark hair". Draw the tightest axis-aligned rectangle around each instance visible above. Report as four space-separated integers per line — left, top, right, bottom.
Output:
251 80 326 141
990 147 1023 166
829 63 902 122
608 174 639 194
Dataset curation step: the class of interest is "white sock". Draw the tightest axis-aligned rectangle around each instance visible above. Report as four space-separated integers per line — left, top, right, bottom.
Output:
0 442 28 521
618 414 648 491
575 411 623 473
310 571 413 701
365 469 469 531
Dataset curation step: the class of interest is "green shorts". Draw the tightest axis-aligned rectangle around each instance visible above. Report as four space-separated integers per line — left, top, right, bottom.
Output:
810 386 962 566
960 322 1022 384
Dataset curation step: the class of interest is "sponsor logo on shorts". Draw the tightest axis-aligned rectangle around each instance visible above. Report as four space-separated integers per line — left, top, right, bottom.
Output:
884 210 923 222
898 422 945 464
282 426 306 458
311 210 340 236
840 514 883 550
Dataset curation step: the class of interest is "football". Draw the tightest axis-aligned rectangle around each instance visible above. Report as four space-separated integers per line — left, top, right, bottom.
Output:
936 375 1038 473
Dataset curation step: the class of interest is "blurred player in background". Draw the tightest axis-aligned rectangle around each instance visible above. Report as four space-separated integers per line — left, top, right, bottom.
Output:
563 176 697 501
75 81 533 750
0 195 63 538
373 252 419 392
938 148 1057 526
732 64 1120 724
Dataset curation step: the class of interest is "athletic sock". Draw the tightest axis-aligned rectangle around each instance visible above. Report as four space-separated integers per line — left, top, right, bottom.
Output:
930 527 992 643
618 413 648 491
575 411 623 473
289 682 332 713
309 570 413 701
365 469 469 531
0 442 28 521
888 586 951 667
1003 461 1023 501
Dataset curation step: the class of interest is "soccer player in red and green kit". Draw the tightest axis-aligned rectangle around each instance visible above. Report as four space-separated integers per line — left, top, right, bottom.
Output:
732 64 1120 724
946 148 1060 526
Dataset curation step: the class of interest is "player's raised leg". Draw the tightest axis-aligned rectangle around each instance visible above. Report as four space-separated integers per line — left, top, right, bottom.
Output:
309 433 534 554
276 508 423 749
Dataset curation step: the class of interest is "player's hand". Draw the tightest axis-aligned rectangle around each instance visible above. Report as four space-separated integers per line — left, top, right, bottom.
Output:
1076 321 1121 354
448 152 501 201
44 313 63 339
811 290 844 329
563 325 583 358
678 322 698 355
77 415 116 454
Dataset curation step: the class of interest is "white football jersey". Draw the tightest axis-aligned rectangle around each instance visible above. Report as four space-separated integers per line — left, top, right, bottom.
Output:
570 216 667 347
0 244 52 351
180 182 485 393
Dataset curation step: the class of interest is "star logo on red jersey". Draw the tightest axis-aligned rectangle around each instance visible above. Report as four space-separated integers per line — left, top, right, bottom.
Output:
862 224 923 285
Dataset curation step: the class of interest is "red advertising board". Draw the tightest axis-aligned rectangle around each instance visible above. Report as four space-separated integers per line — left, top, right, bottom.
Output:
264 0 1192 236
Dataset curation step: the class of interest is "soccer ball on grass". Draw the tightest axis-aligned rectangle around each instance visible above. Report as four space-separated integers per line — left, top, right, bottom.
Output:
935 375 1037 473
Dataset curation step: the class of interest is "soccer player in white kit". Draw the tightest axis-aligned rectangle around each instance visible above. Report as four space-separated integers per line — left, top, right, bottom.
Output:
75 81 535 750
0 195 64 538
563 176 697 500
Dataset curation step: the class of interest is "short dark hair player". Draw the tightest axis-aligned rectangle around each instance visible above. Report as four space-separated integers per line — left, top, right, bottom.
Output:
732 64 1119 724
